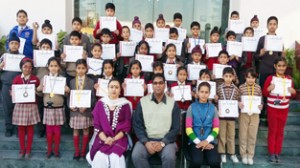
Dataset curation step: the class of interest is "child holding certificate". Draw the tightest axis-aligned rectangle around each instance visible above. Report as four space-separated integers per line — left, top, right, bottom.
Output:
0 33 22 137
205 26 221 70
187 45 206 86
185 21 202 63
35 20 59 52
122 60 146 111
144 23 154 39
132 16 142 30
160 43 183 66
168 27 185 63
216 67 240 163
147 61 164 86
173 13 183 28
224 31 240 70
263 58 296 163
87 43 103 83
68 59 95 160
36 57 69 158
238 68 263 165
12 58 40 159
156 14 166 28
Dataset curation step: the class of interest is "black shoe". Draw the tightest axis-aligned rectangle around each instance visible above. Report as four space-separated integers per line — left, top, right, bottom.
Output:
5 129 12 137
275 155 281 163
73 153 80 161
46 152 53 159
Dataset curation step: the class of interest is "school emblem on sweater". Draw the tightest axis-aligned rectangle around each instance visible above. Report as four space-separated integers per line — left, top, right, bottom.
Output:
25 32 30 38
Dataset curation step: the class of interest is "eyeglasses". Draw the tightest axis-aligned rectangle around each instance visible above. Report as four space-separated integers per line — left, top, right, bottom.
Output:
153 81 165 85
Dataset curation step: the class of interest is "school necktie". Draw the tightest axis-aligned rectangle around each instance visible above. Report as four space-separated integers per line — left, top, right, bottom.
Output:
79 79 83 88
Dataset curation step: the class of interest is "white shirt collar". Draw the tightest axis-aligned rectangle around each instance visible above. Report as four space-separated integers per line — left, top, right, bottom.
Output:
21 74 30 80
104 75 112 80
78 75 85 81
193 61 201 65
49 73 58 77
167 58 176 64
132 75 140 79
177 81 185 86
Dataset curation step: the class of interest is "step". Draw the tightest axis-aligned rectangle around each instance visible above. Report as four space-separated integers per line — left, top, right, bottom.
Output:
287 112 300 125
289 100 300 112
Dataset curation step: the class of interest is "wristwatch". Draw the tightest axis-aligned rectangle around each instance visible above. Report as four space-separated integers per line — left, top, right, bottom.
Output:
160 141 166 148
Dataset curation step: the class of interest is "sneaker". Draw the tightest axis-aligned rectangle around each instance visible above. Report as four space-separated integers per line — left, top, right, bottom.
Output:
242 157 248 164
25 153 30 159
269 154 276 163
221 154 227 163
275 155 281 163
230 155 239 163
248 158 254 165
18 150 25 159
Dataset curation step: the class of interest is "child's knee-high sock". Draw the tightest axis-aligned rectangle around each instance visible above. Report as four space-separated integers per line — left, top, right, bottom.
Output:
81 134 89 155
73 135 80 154
53 126 61 154
26 125 34 154
18 126 26 153
46 125 54 153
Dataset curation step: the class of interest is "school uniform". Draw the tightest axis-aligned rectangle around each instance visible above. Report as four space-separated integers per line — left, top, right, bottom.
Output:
124 74 145 111
213 63 239 88
170 81 192 111
63 33 92 57
93 20 122 44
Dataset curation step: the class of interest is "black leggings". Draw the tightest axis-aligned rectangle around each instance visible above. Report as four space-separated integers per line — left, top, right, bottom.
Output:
188 143 221 168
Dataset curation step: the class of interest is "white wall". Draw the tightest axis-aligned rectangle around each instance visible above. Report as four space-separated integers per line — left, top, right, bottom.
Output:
0 0 74 37
230 0 300 49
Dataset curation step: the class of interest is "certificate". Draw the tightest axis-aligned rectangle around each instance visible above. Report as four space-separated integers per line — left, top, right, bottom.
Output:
100 16 116 31
40 34 57 50
64 45 83 62
242 37 259 52
135 54 154 72
187 64 206 80
164 64 177 81
33 50 54 67
154 28 170 42
226 41 243 57
177 28 187 41
171 85 192 101
218 100 239 118
271 77 292 96
146 38 163 54
102 44 116 60
70 90 91 108
129 28 143 42
205 43 222 57
188 38 205 54
228 20 244 34
96 79 109 97
166 39 183 56
43 76 66 95
119 41 137 57
124 79 144 97
147 82 168 94
18 37 26 54
265 35 283 52
87 58 103 76
213 64 231 79
197 80 216 99
241 96 261 114
254 28 264 38
12 84 36 103
2 53 25 72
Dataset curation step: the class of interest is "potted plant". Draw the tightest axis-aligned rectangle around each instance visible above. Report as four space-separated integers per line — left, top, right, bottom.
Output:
290 48 300 100
0 35 7 56
57 30 67 49
285 49 295 76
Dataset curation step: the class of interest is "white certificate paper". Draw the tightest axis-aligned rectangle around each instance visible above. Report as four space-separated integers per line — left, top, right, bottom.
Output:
70 90 91 108
213 64 231 79
100 16 116 31
64 45 83 62
96 79 109 97
102 44 116 60
2 54 25 72
135 54 154 72
228 20 244 34
265 35 283 52
124 79 144 97
33 50 54 67
271 77 292 97
40 34 57 50
119 41 137 57
242 37 259 52
218 100 239 118
188 38 205 54
43 76 66 95
154 28 170 42
171 85 192 101
177 28 187 41
241 96 261 114
129 28 143 42
206 43 222 57
166 39 183 56
87 58 103 76
164 64 177 81
197 80 216 99
146 38 163 54
12 84 36 103
147 82 168 94
18 37 26 54
187 64 206 80
226 41 243 57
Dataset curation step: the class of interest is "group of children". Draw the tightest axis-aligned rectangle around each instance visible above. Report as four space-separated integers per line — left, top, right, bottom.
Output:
0 2 296 166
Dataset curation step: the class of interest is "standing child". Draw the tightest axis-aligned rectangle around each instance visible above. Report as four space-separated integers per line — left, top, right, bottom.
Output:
156 14 166 28
93 2 122 44
205 26 220 71
0 33 22 137
216 67 240 163
238 68 263 165
36 57 70 158
187 45 206 84
263 58 296 163
12 58 40 159
224 30 240 71
87 43 103 83
186 21 202 63
132 16 142 30
160 43 183 66
35 20 60 52
193 69 212 100
68 59 95 160
173 12 183 28
6 9 37 59
227 11 242 42
94 60 115 99
147 61 164 86
250 15 259 29
144 23 154 39
169 27 185 63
